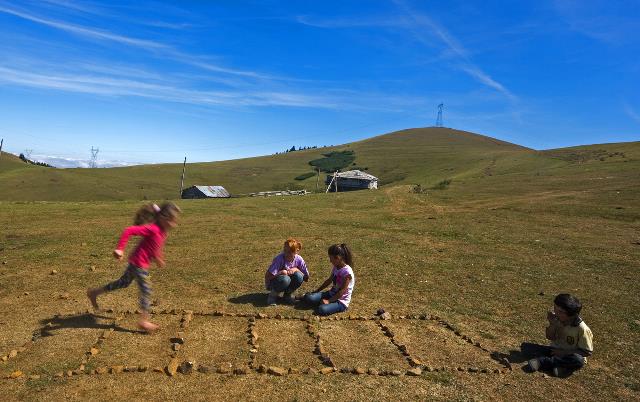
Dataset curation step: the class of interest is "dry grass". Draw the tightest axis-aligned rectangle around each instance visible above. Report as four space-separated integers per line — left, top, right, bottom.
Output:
1 138 639 400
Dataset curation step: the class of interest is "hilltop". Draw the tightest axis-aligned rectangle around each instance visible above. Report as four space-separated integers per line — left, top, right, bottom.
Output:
0 127 637 201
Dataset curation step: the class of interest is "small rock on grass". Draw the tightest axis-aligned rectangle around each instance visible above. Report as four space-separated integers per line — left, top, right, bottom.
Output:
9 350 18 358
391 370 403 376
166 358 179 376
368 368 379 375
406 368 422 376
50 270 58 275
28 374 41 380
110 366 124 374
178 361 195 375
320 367 336 374
267 366 287 376
380 312 392 320
354 367 366 375
234 366 250 375
9 371 23 379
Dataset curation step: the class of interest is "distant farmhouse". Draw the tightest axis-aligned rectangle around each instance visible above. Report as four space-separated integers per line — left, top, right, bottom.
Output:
325 170 378 192
181 185 230 199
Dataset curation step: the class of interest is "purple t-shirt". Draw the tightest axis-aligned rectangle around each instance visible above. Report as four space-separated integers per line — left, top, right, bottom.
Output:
331 265 355 307
265 253 309 288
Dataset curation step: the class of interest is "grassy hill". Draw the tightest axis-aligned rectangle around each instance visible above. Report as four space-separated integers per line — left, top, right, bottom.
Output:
0 128 529 201
0 129 638 400
0 127 638 202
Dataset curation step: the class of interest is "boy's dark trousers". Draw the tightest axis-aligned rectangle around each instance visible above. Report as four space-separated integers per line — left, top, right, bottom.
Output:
521 342 585 372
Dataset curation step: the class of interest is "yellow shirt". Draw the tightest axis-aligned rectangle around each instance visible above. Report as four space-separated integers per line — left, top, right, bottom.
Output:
551 320 594 354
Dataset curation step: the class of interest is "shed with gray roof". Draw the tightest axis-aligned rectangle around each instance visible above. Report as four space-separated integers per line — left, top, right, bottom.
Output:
181 185 230 199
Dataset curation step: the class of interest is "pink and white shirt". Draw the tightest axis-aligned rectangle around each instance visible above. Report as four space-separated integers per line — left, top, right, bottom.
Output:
332 265 355 307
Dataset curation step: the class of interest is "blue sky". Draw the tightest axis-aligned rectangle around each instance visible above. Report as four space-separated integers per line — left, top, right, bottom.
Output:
0 0 638 167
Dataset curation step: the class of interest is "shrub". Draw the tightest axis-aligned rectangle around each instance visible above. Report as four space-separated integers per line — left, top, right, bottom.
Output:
309 150 356 173
432 179 452 190
294 172 316 181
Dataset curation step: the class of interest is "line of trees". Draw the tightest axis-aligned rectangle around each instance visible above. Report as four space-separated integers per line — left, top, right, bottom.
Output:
19 153 54 168
275 145 334 155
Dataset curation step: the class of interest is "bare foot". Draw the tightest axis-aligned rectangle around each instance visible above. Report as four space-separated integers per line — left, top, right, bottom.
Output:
87 288 100 311
138 320 160 333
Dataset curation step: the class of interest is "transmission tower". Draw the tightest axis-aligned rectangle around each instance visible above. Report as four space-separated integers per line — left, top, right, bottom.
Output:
24 149 33 159
435 103 444 127
90 147 99 168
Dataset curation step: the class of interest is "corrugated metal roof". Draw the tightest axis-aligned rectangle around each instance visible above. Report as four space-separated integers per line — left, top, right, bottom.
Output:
193 185 230 198
334 170 378 181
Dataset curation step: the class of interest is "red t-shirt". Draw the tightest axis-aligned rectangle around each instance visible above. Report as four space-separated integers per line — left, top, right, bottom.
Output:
116 223 167 269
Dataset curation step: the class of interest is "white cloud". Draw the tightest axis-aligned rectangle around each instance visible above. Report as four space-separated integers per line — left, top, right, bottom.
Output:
31 154 140 168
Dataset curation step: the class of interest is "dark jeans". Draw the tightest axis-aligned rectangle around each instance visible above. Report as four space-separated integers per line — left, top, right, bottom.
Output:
521 342 585 372
269 271 304 294
103 264 152 312
304 290 347 316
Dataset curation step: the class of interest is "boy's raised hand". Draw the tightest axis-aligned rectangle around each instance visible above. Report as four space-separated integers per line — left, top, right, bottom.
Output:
113 249 124 260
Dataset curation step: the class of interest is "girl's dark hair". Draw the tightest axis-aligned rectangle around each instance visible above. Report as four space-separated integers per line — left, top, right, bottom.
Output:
328 243 354 267
554 293 582 316
134 202 181 225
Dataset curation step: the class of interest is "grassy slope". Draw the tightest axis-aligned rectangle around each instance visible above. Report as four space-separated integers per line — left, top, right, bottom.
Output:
0 127 536 201
0 133 639 400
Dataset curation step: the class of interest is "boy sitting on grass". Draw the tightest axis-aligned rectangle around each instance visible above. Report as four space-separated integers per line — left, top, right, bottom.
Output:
523 293 594 377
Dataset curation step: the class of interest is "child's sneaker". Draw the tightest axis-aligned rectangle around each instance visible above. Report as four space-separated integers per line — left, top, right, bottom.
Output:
267 290 279 306
527 358 542 372
282 293 295 304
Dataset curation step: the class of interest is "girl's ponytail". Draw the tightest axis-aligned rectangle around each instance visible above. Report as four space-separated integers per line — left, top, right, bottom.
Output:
133 204 158 225
134 202 180 225
328 243 354 267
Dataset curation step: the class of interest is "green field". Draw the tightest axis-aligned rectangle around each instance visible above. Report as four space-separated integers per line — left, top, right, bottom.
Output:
0 128 639 400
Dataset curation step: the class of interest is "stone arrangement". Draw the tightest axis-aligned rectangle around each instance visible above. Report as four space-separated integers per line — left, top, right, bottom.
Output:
1 309 512 380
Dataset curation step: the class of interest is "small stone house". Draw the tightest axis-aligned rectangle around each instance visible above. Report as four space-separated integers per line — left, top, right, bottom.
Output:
181 185 230 199
325 170 378 192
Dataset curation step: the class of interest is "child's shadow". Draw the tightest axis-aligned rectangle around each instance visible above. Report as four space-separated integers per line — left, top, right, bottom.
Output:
227 293 269 307
37 313 142 338
227 293 314 311
490 347 532 373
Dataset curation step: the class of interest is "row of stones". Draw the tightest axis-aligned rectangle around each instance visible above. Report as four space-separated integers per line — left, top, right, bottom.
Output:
92 308 445 322
376 321 507 375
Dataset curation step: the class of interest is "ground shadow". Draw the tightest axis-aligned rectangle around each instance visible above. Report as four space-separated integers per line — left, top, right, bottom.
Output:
491 343 539 373
227 293 269 307
36 313 141 338
227 292 316 311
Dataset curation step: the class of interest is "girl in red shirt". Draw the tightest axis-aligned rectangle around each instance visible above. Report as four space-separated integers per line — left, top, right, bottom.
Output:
87 202 180 332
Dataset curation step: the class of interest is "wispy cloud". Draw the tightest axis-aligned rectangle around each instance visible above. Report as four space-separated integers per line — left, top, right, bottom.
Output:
391 0 516 101
0 64 346 109
0 4 166 49
0 3 275 80
553 0 640 45
623 103 640 124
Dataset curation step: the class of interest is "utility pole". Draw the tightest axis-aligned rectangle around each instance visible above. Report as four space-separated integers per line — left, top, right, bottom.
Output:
335 171 338 193
315 168 320 192
179 156 187 198
0 138 3 159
